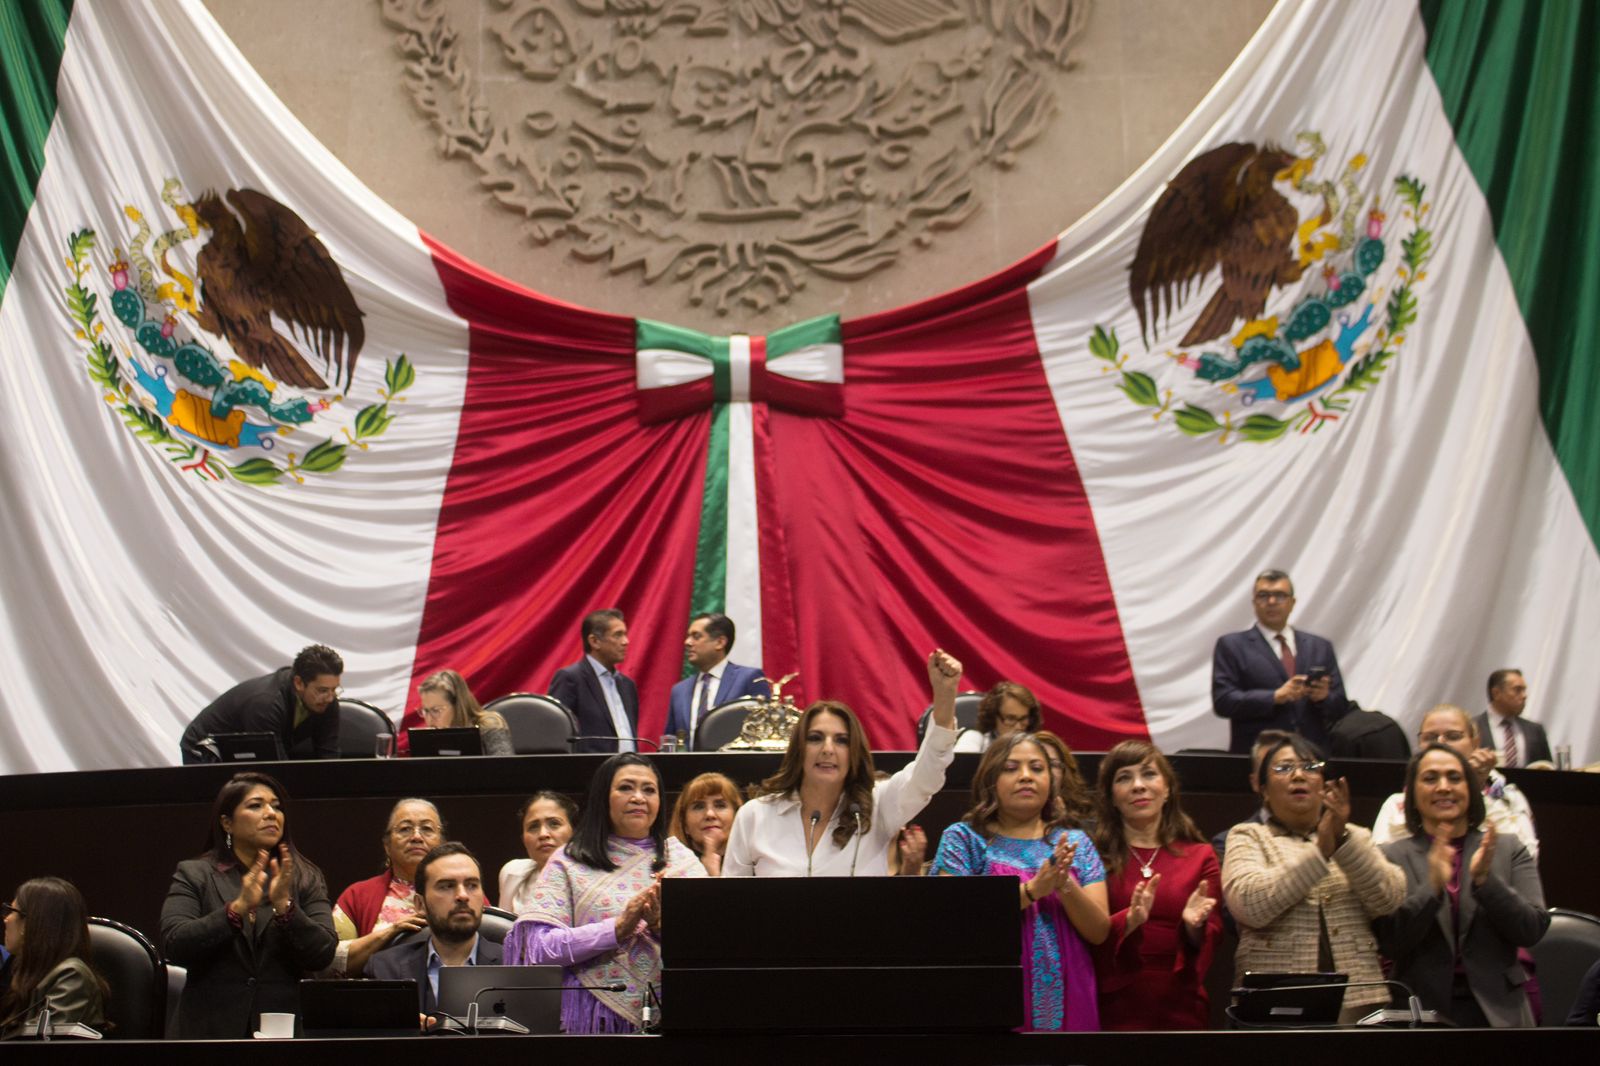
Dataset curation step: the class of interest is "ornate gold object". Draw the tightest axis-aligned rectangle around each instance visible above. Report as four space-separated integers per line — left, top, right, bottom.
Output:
722 672 801 751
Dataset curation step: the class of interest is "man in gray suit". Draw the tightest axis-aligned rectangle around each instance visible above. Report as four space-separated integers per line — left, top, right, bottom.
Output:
1475 669 1553 769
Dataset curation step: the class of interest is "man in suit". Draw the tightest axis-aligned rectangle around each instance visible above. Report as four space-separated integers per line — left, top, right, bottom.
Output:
548 609 639 753
179 644 344 763
1212 569 1349 754
665 613 770 749
1476 668 1552 769
368 842 501 1016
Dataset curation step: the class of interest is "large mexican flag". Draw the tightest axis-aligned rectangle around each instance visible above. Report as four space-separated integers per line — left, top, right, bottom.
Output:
1 0 1595 773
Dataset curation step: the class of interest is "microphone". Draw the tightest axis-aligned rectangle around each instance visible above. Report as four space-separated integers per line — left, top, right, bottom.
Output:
847 802 864 877
806 810 821 877
640 982 662 1031
565 735 660 752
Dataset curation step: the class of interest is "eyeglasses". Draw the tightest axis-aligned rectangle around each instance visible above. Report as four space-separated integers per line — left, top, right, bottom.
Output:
1253 590 1292 603
307 684 343 699
1419 730 1469 744
997 714 1031 727
1268 760 1326 777
0 901 22 919
390 822 443 840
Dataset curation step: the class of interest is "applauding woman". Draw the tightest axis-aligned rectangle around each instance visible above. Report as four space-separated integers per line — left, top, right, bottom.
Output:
669 773 743 876
1222 737 1403 1023
507 754 704 1032
724 650 963 877
0 878 108 1036
930 733 1109 1031
1090 741 1221 1029
160 772 337 1038
1373 745 1549 1026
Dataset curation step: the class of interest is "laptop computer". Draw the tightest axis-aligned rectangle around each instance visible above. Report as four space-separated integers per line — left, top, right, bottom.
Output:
436 965 565 1034
1232 971 1349 1026
207 732 285 762
407 727 484 757
299 979 421 1038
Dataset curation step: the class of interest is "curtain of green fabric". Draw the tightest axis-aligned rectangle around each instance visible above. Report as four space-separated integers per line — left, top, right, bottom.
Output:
0 0 74 294
1420 0 1600 543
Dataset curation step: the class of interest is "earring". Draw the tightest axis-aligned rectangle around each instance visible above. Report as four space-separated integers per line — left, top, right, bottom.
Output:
226 831 233 851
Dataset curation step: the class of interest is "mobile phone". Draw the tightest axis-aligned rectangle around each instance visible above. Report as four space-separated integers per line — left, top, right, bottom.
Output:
1305 666 1329 684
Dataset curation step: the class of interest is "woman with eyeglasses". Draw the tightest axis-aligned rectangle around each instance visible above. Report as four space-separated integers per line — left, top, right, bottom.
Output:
0 878 108 1036
160 772 338 1038
953 681 1042 753
1370 704 1539 860
1222 736 1404 1023
415 670 513 756
1372 745 1548 1026
327 799 444 976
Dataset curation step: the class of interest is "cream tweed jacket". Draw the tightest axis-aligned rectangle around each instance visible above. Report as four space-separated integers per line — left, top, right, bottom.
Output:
1222 820 1406 1010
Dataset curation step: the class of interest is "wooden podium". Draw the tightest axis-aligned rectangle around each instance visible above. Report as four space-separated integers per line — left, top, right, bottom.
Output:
660 876 1023 1033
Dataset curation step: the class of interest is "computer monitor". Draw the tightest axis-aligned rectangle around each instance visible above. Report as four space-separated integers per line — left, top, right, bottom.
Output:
207 732 285 762
436 964 564 1034
407 727 484 757
299 979 421 1038
1232 971 1350 1026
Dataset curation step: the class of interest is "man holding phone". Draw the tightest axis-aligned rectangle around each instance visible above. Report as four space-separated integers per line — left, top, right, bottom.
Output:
1211 569 1350 753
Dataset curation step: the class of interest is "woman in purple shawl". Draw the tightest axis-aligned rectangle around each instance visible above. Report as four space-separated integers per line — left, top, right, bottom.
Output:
505 754 704 1032
930 732 1110 1030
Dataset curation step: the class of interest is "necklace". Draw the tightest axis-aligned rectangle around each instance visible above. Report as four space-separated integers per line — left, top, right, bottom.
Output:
1129 844 1159 879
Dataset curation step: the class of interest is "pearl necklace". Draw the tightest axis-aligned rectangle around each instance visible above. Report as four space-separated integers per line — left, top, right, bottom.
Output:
1129 844 1159 879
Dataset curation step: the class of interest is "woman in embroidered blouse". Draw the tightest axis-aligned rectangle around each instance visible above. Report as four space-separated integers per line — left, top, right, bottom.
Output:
1090 740 1221 1029
930 732 1110 1031
1222 736 1405 1023
669 773 742 876
506 754 705 1033
723 649 963 877
416 669 514 756
328 798 442 975
498 791 579 914
0 878 108 1036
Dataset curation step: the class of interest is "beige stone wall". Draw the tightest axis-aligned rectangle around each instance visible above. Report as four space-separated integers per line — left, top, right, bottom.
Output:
203 0 1274 332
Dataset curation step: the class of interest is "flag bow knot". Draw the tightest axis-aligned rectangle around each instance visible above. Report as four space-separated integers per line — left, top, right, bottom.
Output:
635 315 843 423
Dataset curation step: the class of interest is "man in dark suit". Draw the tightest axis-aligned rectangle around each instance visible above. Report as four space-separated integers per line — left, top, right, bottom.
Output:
179 644 344 763
1475 668 1552 768
1212 569 1349 754
548 609 639 753
665 612 770 749
368 843 502 1016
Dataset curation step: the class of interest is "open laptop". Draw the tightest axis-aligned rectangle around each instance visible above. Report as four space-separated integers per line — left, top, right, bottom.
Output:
407 727 483 757
1232 971 1349 1026
299 979 421 1038
207 732 285 762
436 965 565 1034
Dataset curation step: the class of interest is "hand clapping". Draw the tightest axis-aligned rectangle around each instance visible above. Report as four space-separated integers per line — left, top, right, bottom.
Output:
1468 821 1497 886
1126 873 1160 933
1181 879 1216 935
1426 833 1454 894
1028 837 1078 901
1316 777 1351 858
232 849 269 917
267 844 295 915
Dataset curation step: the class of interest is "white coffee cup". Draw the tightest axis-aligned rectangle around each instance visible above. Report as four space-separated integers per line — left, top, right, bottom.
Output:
257 1012 295 1039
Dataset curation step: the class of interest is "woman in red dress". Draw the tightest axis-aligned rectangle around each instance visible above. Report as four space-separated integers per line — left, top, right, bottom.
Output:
1091 740 1222 1029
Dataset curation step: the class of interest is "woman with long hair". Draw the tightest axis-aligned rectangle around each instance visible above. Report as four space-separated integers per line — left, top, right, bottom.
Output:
1090 740 1221 1029
416 669 513 755
930 732 1110 1031
327 798 444 975
498 791 579 914
669 773 743 876
506 754 705 1032
0 878 108 1035
723 650 963 877
159 771 337 1038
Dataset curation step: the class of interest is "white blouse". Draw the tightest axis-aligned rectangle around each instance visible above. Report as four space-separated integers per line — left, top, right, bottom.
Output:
722 722 958 877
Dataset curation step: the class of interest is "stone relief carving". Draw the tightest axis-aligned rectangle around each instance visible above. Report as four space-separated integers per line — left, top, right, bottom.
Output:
378 0 1090 314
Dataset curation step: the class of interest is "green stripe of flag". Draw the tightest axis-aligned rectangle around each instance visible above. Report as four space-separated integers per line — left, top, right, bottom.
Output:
0 0 74 297
768 313 840 356
687 398 730 674
1420 0 1600 543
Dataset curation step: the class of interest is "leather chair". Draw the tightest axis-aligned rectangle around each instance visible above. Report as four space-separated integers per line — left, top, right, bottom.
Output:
87 916 167 1039
1531 907 1600 1026
693 697 765 751
336 698 395 758
484 693 578 754
389 906 516 951
915 691 983 745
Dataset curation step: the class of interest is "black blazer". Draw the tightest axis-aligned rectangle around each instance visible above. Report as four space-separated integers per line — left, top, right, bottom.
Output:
1211 627 1349 753
180 666 340 763
1473 712 1553 767
159 857 338 1038
1374 830 1549 1027
365 934 504 1013
548 659 639 753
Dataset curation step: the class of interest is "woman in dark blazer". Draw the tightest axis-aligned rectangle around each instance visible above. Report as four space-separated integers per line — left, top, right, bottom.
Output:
1374 745 1549 1027
160 771 337 1038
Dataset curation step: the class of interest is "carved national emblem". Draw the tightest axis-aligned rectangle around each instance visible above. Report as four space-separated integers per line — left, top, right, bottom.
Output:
63 181 415 485
1088 133 1434 443
379 0 1091 315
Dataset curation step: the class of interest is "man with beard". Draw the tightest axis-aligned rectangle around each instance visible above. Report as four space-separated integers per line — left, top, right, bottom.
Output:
368 842 501 1014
